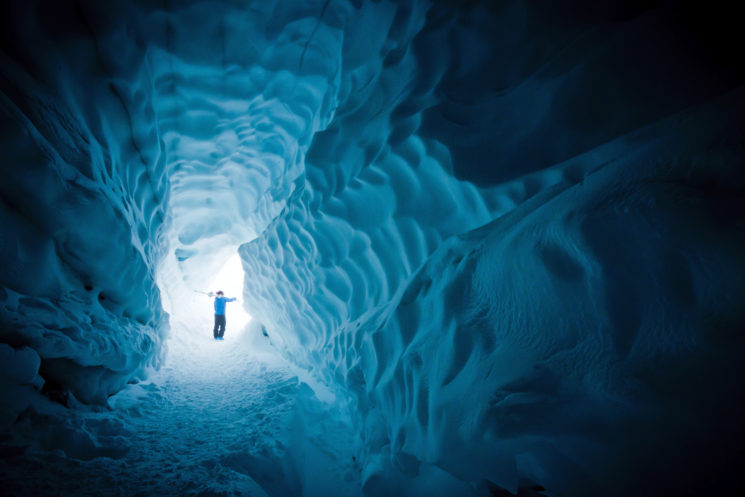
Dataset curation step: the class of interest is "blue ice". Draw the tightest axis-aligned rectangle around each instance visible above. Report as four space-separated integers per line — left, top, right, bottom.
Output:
1 1 745 496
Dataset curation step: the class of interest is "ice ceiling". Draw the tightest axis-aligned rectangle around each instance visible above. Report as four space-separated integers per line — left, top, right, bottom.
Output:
1 0 745 496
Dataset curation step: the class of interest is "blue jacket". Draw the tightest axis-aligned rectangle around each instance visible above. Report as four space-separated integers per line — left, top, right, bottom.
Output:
214 296 236 315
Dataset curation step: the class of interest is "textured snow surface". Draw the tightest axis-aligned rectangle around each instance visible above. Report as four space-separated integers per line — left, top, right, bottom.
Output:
2 0 745 496
2 326 363 497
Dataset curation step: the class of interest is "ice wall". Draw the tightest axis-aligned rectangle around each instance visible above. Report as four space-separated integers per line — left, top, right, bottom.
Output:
0 0 168 416
237 1 745 495
1 0 744 495
356 103 745 496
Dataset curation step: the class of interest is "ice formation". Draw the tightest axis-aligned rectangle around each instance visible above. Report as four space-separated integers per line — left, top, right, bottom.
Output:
1 0 744 496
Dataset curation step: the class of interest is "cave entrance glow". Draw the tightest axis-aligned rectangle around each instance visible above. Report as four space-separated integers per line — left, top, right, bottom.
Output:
159 247 290 380
208 253 253 333
156 247 255 351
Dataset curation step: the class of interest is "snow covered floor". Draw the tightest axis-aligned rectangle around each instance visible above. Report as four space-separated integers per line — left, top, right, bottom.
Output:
2 324 363 497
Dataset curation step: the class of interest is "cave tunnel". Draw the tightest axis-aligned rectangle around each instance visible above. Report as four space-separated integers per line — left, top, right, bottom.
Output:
1 0 744 496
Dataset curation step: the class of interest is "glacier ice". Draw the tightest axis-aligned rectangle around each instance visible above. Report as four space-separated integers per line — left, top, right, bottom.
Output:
1 0 744 496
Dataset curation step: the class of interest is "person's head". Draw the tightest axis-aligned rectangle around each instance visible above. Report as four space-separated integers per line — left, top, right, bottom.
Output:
216 290 224 296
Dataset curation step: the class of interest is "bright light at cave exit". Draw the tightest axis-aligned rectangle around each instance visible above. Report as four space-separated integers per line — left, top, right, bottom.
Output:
208 254 252 332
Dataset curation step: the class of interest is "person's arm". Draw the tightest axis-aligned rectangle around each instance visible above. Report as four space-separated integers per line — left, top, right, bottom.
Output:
228 297 237 302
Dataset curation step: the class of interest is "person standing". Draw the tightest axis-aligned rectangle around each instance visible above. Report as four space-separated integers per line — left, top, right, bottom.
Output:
211 290 236 339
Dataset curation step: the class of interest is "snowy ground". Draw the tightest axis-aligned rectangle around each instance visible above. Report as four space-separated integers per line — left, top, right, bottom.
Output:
1 323 363 497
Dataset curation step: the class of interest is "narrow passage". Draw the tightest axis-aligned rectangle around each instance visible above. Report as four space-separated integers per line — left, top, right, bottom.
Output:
5 326 362 497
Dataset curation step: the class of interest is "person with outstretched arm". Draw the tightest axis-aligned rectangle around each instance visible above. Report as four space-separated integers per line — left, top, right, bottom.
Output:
210 290 236 340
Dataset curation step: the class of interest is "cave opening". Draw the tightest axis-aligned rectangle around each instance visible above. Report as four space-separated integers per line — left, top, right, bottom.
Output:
2 0 745 496
158 251 254 346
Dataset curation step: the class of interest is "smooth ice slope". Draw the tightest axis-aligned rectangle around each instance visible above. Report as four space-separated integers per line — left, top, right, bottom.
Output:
237 2 745 495
1 0 744 496
355 103 745 495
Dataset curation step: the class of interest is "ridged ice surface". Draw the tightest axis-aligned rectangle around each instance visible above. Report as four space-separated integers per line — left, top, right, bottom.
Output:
1 1 744 496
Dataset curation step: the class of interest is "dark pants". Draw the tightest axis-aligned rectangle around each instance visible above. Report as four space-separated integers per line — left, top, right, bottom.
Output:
213 314 226 338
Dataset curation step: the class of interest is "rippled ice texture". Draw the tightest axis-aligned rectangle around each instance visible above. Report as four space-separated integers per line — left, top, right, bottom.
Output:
1 0 745 496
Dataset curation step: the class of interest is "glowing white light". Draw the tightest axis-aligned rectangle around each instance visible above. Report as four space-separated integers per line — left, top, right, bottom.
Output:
208 253 252 333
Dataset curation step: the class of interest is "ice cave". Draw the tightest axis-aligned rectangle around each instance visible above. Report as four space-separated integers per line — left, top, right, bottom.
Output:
1 0 744 496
